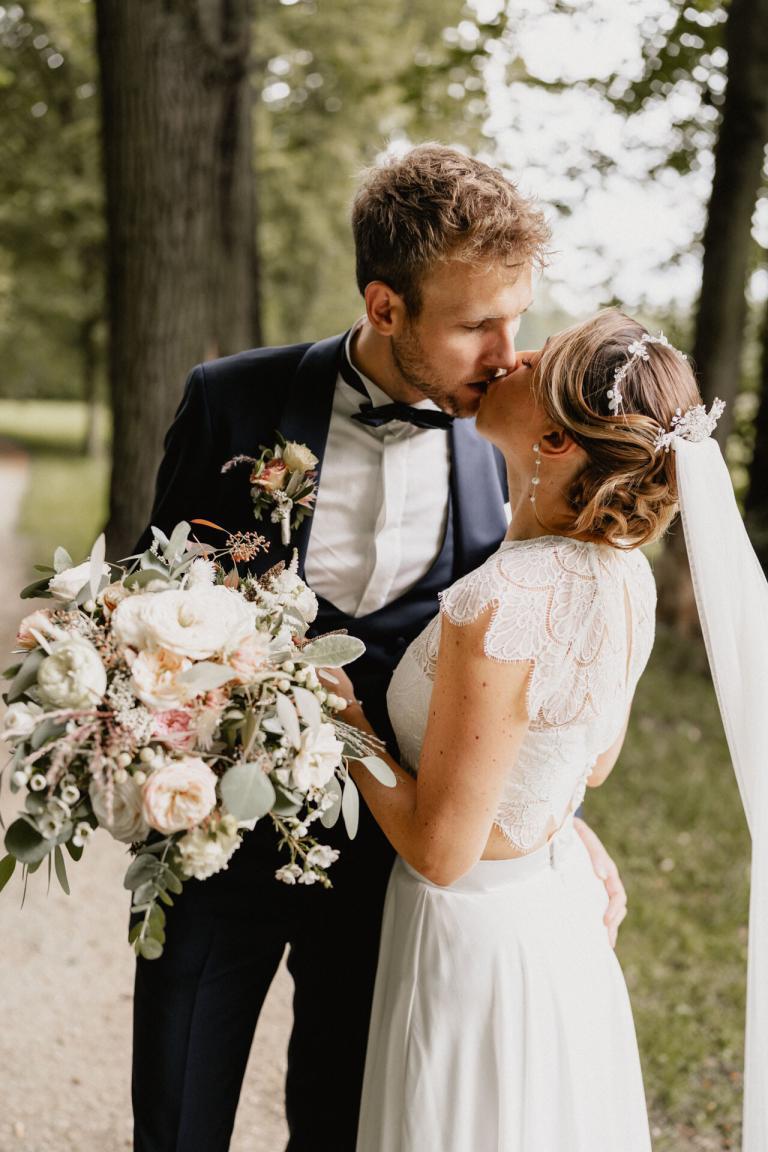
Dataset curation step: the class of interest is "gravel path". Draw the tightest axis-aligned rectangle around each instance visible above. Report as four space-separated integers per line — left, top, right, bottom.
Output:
0 451 291 1152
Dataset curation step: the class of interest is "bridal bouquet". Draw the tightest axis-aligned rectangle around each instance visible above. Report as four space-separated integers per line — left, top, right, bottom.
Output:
0 520 392 959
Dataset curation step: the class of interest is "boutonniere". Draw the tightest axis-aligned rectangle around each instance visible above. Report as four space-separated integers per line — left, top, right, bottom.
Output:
222 435 319 546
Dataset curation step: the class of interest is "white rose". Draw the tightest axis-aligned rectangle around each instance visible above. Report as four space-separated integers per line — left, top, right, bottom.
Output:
177 815 240 880
291 722 344 792
49 560 110 602
37 637 107 709
281 441 318 473
272 570 318 624
89 775 150 843
2 700 44 741
141 757 218 834
130 648 193 710
113 586 254 660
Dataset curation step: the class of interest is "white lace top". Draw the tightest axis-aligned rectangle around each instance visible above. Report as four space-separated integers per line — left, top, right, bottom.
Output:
386 536 657 853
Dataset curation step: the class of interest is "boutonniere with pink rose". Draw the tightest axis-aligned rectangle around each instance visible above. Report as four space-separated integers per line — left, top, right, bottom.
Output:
222 435 319 546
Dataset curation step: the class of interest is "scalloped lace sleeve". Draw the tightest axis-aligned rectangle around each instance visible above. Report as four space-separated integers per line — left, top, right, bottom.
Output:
438 538 621 727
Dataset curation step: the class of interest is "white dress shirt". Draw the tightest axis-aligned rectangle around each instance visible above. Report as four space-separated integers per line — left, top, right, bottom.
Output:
304 325 451 618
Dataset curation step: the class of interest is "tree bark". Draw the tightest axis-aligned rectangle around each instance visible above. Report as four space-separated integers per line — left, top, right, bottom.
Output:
745 295 768 569
95 0 258 557
657 0 768 631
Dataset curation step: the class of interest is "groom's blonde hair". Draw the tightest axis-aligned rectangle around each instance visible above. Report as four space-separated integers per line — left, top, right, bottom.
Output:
535 309 702 549
352 144 550 314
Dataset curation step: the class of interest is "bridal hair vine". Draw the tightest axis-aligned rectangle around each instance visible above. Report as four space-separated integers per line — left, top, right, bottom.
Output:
606 331 688 416
653 397 726 453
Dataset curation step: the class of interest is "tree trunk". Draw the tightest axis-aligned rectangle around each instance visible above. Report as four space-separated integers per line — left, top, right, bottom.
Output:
745 294 768 569
95 0 258 557
657 0 768 631
80 314 101 458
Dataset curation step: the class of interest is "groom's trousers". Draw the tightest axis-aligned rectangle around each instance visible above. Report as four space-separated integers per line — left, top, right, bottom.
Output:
132 798 395 1152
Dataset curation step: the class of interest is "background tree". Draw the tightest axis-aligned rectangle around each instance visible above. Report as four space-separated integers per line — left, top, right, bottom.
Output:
95 0 258 556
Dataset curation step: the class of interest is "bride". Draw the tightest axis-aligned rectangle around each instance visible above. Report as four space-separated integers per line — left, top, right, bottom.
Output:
326 308 723 1151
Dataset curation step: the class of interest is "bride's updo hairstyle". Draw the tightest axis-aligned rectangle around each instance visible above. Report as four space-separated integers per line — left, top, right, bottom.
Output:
534 309 702 549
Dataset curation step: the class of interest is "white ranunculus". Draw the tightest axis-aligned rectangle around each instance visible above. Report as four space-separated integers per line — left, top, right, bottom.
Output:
271 570 318 624
37 637 107 709
112 586 254 660
290 722 344 792
49 560 110 602
130 648 193 710
177 814 240 880
281 441 318 473
90 775 150 844
2 700 44 741
141 757 218 834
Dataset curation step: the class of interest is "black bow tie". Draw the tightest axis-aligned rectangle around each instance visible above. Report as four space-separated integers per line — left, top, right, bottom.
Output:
339 339 453 431
352 402 454 431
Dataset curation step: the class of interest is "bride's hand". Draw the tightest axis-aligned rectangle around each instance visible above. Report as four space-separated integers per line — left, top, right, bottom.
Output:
573 817 628 949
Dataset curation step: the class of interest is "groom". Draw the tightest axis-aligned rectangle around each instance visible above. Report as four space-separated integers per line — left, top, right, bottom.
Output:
132 144 628 1151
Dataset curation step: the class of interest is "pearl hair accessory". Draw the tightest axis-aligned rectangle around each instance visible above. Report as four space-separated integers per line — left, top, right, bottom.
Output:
529 442 541 505
654 397 726 453
607 331 687 416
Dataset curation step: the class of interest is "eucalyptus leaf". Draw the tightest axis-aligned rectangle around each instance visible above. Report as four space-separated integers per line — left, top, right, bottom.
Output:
0 854 16 892
54 845 70 895
178 662 235 693
30 718 67 751
276 693 301 749
341 776 360 839
139 549 169 573
138 936 164 960
128 922 143 944
124 567 171 590
150 526 170 550
271 785 302 818
123 853 162 891
65 839 84 862
164 521 191 563
20 577 54 600
292 686 321 736
89 533 106 601
320 776 342 830
5 817 51 865
162 868 184 895
53 546 73 574
220 762 276 821
6 649 45 703
300 635 366 668
360 756 397 788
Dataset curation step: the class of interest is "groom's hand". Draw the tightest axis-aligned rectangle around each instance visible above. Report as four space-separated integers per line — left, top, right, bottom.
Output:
572 817 627 949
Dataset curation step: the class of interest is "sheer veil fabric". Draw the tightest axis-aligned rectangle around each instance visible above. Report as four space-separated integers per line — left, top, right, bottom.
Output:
675 437 768 1149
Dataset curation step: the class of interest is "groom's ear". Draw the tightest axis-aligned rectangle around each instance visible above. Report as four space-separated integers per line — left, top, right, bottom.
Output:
365 281 408 336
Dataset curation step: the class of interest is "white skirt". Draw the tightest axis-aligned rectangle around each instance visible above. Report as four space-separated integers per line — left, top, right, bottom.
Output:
356 818 652 1152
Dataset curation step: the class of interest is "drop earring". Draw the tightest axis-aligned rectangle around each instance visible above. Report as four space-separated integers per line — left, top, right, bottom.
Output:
529 443 541 505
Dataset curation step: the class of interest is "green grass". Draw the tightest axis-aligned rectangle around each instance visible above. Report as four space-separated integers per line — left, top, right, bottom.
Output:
591 631 749 1150
0 399 110 561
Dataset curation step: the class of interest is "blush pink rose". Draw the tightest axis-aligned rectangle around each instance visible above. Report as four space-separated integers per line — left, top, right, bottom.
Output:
253 459 288 492
227 633 271 683
151 709 197 751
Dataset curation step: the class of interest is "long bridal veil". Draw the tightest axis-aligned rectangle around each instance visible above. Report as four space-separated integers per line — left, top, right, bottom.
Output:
675 436 768 1149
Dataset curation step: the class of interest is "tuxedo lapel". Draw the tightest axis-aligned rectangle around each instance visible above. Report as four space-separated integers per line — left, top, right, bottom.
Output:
267 330 348 573
449 418 508 577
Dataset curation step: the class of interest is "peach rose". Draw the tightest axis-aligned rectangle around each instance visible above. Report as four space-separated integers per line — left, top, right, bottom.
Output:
253 459 288 492
16 609 62 650
130 648 193 710
141 757 218 834
151 709 197 751
226 633 271 683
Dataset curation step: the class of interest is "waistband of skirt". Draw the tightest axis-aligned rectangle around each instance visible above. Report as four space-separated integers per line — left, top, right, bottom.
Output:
398 814 580 893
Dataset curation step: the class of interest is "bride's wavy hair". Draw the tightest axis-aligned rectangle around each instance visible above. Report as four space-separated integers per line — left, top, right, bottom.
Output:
533 309 702 549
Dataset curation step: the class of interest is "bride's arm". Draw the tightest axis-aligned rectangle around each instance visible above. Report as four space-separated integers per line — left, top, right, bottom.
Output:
339 606 532 888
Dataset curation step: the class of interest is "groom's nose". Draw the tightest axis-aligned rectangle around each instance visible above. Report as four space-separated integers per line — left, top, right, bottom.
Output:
484 322 518 368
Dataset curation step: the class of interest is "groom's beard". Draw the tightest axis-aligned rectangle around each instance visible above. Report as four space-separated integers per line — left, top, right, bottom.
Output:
390 327 476 418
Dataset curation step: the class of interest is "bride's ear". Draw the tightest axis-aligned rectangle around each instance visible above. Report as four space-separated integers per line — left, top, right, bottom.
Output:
539 427 584 462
